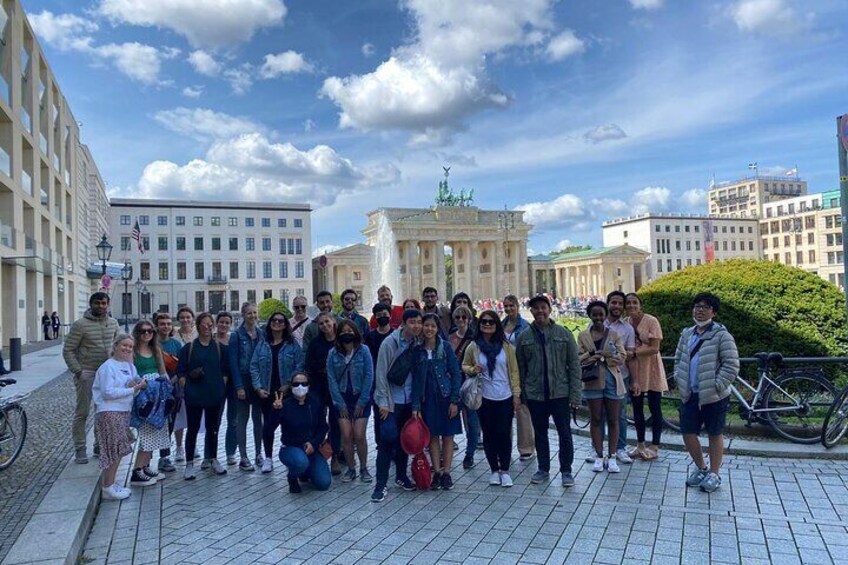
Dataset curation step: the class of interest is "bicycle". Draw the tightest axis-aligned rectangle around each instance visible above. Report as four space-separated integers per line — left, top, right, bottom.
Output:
821 384 848 448
0 378 28 470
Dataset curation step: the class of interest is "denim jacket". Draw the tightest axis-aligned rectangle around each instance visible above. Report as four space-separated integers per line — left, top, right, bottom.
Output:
228 324 265 391
249 339 305 392
327 345 374 410
411 337 462 411
503 315 531 345
130 377 174 430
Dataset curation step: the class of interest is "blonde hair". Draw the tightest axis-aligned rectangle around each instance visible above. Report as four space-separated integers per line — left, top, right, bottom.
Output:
110 333 134 358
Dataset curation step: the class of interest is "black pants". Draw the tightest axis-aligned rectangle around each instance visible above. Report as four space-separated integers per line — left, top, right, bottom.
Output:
185 404 222 462
375 403 412 488
632 390 663 445
478 397 514 472
159 411 176 458
260 397 282 458
527 397 574 474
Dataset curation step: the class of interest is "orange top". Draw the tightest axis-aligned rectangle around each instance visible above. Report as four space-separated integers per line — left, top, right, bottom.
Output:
630 313 668 392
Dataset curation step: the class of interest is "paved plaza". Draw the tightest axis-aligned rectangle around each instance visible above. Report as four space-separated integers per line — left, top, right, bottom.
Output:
80 424 848 565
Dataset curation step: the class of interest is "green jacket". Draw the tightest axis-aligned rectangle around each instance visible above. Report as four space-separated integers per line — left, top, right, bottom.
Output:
62 309 120 374
515 322 581 404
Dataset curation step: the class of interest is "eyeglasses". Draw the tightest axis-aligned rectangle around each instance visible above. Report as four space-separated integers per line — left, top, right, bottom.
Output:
454 315 468 321
479 319 496 326
291 382 308 388
139 329 154 335
270 318 285 324
693 304 713 311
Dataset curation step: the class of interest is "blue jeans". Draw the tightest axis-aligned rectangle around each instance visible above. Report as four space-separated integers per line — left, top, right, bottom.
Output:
375 403 412 489
464 408 480 458
279 446 331 490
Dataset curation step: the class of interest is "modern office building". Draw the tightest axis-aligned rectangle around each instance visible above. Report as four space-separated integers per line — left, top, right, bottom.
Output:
107 199 313 322
602 213 761 282
75 143 109 312
708 175 807 218
0 1 91 346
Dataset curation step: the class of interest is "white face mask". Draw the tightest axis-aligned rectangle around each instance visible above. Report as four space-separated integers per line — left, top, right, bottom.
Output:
292 385 309 398
693 317 712 328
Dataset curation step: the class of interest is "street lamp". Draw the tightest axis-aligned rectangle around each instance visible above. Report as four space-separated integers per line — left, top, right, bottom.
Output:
142 285 149 319
95 234 113 276
121 260 133 332
134 278 142 326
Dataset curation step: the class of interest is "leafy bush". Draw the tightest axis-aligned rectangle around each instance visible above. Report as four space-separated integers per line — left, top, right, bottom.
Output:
638 260 848 358
258 298 292 321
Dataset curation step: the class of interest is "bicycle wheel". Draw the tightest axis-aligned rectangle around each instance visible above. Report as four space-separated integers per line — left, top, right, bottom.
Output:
762 370 837 444
0 404 27 470
821 386 848 448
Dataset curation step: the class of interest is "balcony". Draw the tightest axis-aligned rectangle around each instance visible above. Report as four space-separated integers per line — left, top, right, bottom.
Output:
207 275 228 285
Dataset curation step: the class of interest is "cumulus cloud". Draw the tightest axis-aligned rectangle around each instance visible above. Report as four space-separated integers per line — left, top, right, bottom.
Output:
97 0 287 48
182 86 203 98
187 50 222 76
28 11 97 50
631 186 671 214
679 188 707 209
131 133 400 208
583 124 628 144
224 65 254 95
730 0 812 35
514 193 588 231
303 119 316 132
361 43 376 58
546 30 585 61
322 0 570 144
554 239 574 251
259 51 314 78
152 108 266 141
628 0 664 9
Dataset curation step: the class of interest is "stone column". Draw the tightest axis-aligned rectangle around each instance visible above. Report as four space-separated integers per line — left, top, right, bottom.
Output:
435 240 446 299
468 241 480 299
492 240 502 299
409 240 420 299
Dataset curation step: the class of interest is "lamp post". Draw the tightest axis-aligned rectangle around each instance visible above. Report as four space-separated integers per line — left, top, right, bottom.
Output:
134 278 142 326
142 285 149 320
95 234 113 276
120 260 133 332
497 208 515 295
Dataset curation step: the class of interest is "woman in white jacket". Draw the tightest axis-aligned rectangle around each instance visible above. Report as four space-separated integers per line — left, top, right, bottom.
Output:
93 334 148 500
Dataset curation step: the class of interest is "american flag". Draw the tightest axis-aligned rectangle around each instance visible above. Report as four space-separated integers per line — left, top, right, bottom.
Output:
131 219 144 254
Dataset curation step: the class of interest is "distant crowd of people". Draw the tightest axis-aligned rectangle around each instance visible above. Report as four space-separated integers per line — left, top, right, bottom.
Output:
62 284 738 502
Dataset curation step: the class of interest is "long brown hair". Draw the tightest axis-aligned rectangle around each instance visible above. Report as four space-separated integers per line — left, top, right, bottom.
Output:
132 320 166 375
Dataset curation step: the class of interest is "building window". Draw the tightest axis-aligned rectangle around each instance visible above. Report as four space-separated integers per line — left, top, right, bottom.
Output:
294 219 303 228
263 261 272 279
195 262 204 280
796 251 803 265
748 241 753 251
279 261 288 278
212 237 221 251
121 236 131 251
686 241 691 251
228 217 238 227
229 262 239 280
247 261 256 279
296 288 305 296
695 241 700 251
809 250 816 263
748 226 753 234
762 239 768 250
120 215 131 225
665 225 670 232
288 238 295 255
261 218 271 227
353 271 362 281
193 216 203 226
675 225 680 233
295 260 304 278
675 241 681 251
264 290 273 300
140 262 150 280
194 237 204 251
666 259 672 272
158 262 169 280
211 216 221 226
785 252 791 264
176 216 185 226
684 226 690 233
139 215 149 225
158 215 168 226
278 218 287 227
263 237 271 251
722 241 728 251
247 290 256 303
655 225 660 232
142 237 150 251
229 237 238 251
176 237 186 251
195 291 205 313
731 241 736 251
694 225 700 233
246 238 255 251
245 217 254 227
281 289 290 307
212 262 222 278
784 235 790 247
657 259 663 273
295 239 302 255
676 259 682 270
279 238 287 255
696 259 701 265
158 236 168 251
229 290 239 311
713 226 718 233
177 262 186 280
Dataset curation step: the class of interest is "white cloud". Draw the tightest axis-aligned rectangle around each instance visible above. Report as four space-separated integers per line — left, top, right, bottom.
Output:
303 119 316 132
132 133 400 207
97 0 287 48
515 193 588 231
182 86 203 98
554 239 573 251
583 124 627 144
322 0 557 143
28 11 97 51
361 43 376 58
546 30 585 61
94 42 170 85
152 108 265 141
730 0 811 35
679 188 707 209
224 65 254 95
259 51 314 78
187 50 222 76
628 0 664 9
631 186 671 214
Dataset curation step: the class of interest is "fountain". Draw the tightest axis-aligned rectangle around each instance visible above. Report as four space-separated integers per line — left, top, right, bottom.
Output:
370 210 401 305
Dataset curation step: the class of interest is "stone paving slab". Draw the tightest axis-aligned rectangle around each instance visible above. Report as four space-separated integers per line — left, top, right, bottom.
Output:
79 416 847 565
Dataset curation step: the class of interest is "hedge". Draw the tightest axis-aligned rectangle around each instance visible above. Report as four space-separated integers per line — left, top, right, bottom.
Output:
258 298 292 321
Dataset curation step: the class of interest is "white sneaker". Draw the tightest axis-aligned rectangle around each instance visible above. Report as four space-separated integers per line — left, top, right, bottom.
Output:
488 472 501 486
184 463 197 481
174 446 186 463
585 454 595 463
592 457 605 472
616 449 633 465
500 473 514 488
261 459 273 474
607 458 621 473
115 485 132 498
102 484 130 500
210 459 227 475
200 458 211 470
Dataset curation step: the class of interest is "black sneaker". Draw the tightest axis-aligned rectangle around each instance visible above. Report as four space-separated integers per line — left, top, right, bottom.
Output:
441 473 454 490
371 486 387 503
142 466 161 482
130 469 156 487
462 455 475 470
430 473 442 491
395 476 415 491
288 477 302 493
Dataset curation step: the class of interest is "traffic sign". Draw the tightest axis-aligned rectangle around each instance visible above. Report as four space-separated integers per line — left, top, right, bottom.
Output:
319 255 328 268
100 274 112 289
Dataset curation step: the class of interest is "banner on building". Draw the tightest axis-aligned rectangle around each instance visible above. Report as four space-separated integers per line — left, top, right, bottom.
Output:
839 114 848 154
703 219 715 263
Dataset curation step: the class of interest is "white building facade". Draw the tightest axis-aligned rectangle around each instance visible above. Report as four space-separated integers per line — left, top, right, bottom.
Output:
603 213 761 282
108 199 313 321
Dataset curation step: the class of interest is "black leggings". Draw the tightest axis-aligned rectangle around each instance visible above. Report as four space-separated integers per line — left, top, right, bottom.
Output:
185 405 222 462
477 397 514 472
631 390 663 445
260 397 281 458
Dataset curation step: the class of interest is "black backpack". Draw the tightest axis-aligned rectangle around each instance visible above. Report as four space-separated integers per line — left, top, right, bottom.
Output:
387 342 417 386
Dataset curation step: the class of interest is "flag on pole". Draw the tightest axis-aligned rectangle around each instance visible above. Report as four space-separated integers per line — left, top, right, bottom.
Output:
131 219 144 254
748 162 758 170
785 167 798 177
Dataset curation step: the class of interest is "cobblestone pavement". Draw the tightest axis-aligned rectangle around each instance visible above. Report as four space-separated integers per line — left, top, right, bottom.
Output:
0 371 81 563
81 419 848 565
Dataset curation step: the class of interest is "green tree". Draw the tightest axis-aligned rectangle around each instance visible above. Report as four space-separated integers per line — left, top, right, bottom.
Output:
258 298 292 321
638 260 848 358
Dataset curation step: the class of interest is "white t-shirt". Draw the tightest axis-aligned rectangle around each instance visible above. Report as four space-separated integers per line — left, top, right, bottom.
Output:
92 358 137 413
478 349 511 401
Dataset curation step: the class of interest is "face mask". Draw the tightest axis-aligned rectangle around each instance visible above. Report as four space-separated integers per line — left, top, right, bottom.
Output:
339 334 355 344
376 317 390 327
693 318 712 328
292 385 308 398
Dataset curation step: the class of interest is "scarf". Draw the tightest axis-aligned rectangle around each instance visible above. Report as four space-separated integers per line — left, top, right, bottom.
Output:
476 337 503 377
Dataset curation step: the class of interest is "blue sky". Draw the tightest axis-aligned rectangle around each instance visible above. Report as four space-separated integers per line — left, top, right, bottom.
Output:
24 0 848 255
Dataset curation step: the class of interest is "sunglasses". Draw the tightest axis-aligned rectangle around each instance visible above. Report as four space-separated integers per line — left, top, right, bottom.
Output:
454 315 468 320
291 382 308 388
479 319 496 326
270 318 285 324
139 329 154 334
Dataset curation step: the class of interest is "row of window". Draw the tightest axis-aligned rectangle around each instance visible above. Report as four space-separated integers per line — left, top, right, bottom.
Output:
651 224 755 235
769 251 822 265
121 236 304 255
762 232 844 251
121 288 307 316
656 258 702 273
120 214 304 229
138 260 306 281
655 239 755 253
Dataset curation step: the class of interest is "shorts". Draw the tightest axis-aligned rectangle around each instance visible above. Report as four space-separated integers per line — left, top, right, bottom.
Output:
679 394 729 436
330 391 372 420
583 370 625 401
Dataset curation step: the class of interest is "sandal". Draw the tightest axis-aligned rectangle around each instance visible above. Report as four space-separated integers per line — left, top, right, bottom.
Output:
643 445 659 460
627 447 645 460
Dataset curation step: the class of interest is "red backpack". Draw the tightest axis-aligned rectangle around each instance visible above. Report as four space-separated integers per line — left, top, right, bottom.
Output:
411 453 432 490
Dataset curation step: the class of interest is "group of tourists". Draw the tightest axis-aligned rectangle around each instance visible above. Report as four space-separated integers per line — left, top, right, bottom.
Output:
62 283 738 502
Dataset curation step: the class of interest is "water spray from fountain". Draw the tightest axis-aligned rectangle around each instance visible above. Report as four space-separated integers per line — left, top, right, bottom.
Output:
371 210 401 305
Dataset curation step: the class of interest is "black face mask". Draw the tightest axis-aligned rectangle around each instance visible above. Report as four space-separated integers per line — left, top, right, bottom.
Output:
339 333 356 344
376 316 390 327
